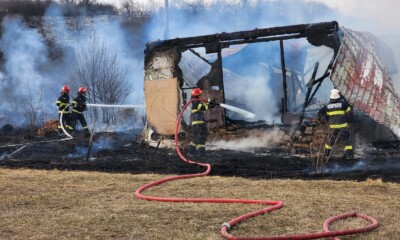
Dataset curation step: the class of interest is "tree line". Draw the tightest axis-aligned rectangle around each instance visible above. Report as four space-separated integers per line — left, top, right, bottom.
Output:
0 0 118 17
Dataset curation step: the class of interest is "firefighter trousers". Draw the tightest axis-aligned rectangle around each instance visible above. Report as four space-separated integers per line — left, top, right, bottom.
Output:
325 128 353 158
70 112 89 133
58 113 72 133
189 123 208 155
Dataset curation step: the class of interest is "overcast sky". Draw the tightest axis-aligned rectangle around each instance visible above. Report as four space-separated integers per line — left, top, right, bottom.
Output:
313 0 400 34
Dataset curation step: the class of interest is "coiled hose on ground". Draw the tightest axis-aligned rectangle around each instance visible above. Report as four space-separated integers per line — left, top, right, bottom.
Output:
135 98 379 240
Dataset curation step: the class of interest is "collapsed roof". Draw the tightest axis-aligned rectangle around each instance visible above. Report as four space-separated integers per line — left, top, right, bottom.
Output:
143 21 400 138
330 28 400 136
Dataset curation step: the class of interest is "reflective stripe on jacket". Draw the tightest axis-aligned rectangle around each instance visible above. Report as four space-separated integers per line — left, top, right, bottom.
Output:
325 98 352 129
56 93 70 114
190 99 209 125
72 94 87 114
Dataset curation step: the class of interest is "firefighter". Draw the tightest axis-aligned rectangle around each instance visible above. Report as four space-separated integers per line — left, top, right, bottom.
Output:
188 88 216 156
70 87 90 137
320 88 354 159
56 85 72 135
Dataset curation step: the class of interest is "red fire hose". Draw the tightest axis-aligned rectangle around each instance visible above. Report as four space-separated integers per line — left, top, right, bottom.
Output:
135 98 379 240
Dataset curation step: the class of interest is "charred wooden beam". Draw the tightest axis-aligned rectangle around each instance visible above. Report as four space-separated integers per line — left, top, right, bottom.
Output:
145 21 339 53
306 70 331 107
217 45 226 126
280 40 288 114
299 62 319 125
188 48 212 65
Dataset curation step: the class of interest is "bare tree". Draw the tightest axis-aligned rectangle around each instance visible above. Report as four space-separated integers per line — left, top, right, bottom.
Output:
120 0 156 17
69 33 131 125
78 0 97 5
13 80 45 130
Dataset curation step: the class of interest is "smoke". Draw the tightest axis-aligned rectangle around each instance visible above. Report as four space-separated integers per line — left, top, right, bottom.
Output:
67 145 87 159
1 0 400 129
224 74 277 122
0 5 145 130
67 135 129 159
155 0 399 121
0 17 48 88
310 0 400 34
146 1 335 39
144 1 343 122
43 4 145 131
325 158 400 174
208 128 282 152
0 16 51 125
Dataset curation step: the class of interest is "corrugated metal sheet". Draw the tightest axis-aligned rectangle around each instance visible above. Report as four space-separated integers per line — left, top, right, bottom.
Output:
179 51 212 87
331 28 400 137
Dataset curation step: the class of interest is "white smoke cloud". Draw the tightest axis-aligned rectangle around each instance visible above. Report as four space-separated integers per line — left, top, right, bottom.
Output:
1 17 48 81
1 0 399 129
0 16 51 125
0 6 145 129
311 0 400 34
209 128 282 152
143 1 341 122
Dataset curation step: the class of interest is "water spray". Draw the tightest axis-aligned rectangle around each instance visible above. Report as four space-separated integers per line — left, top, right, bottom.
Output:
218 102 256 119
86 103 144 109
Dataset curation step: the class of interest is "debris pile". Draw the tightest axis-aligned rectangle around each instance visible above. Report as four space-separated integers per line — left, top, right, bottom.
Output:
37 119 58 136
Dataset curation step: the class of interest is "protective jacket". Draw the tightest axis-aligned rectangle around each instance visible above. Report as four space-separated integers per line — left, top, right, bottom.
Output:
321 97 354 159
56 92 72 133
324 98 352 129
70 93 89 134
188 97 211 156
72 94 87 114
56 93 70 114
190 99 209 125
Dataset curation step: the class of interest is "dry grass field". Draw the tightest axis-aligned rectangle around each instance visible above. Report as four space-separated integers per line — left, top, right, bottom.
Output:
0 168 399 240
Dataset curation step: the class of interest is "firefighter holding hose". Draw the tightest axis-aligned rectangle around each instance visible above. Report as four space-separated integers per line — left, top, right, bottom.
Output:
56 85 73 135
70 87 90 137
188 88 217 156
319 88 354 160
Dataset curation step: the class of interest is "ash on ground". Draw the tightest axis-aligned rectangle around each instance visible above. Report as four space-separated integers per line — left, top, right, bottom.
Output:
0 129 399 183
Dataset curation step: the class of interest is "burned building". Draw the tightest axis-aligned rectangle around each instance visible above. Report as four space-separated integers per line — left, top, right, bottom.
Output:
142 21 400 146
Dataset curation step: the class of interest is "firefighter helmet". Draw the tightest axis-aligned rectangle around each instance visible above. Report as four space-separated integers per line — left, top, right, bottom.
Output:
78 87 87 93
61 85 70 93
191 88 203 96
330 89 340 99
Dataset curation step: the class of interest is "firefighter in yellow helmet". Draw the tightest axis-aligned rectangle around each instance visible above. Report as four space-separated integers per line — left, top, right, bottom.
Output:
319 88 354 159
188 88 216 156
55 85 72 135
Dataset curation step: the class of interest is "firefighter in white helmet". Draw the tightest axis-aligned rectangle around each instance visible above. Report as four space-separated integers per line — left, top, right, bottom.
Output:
319 88 354 159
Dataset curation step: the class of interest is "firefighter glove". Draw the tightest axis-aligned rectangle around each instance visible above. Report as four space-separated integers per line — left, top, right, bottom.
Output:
208 99 218 108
